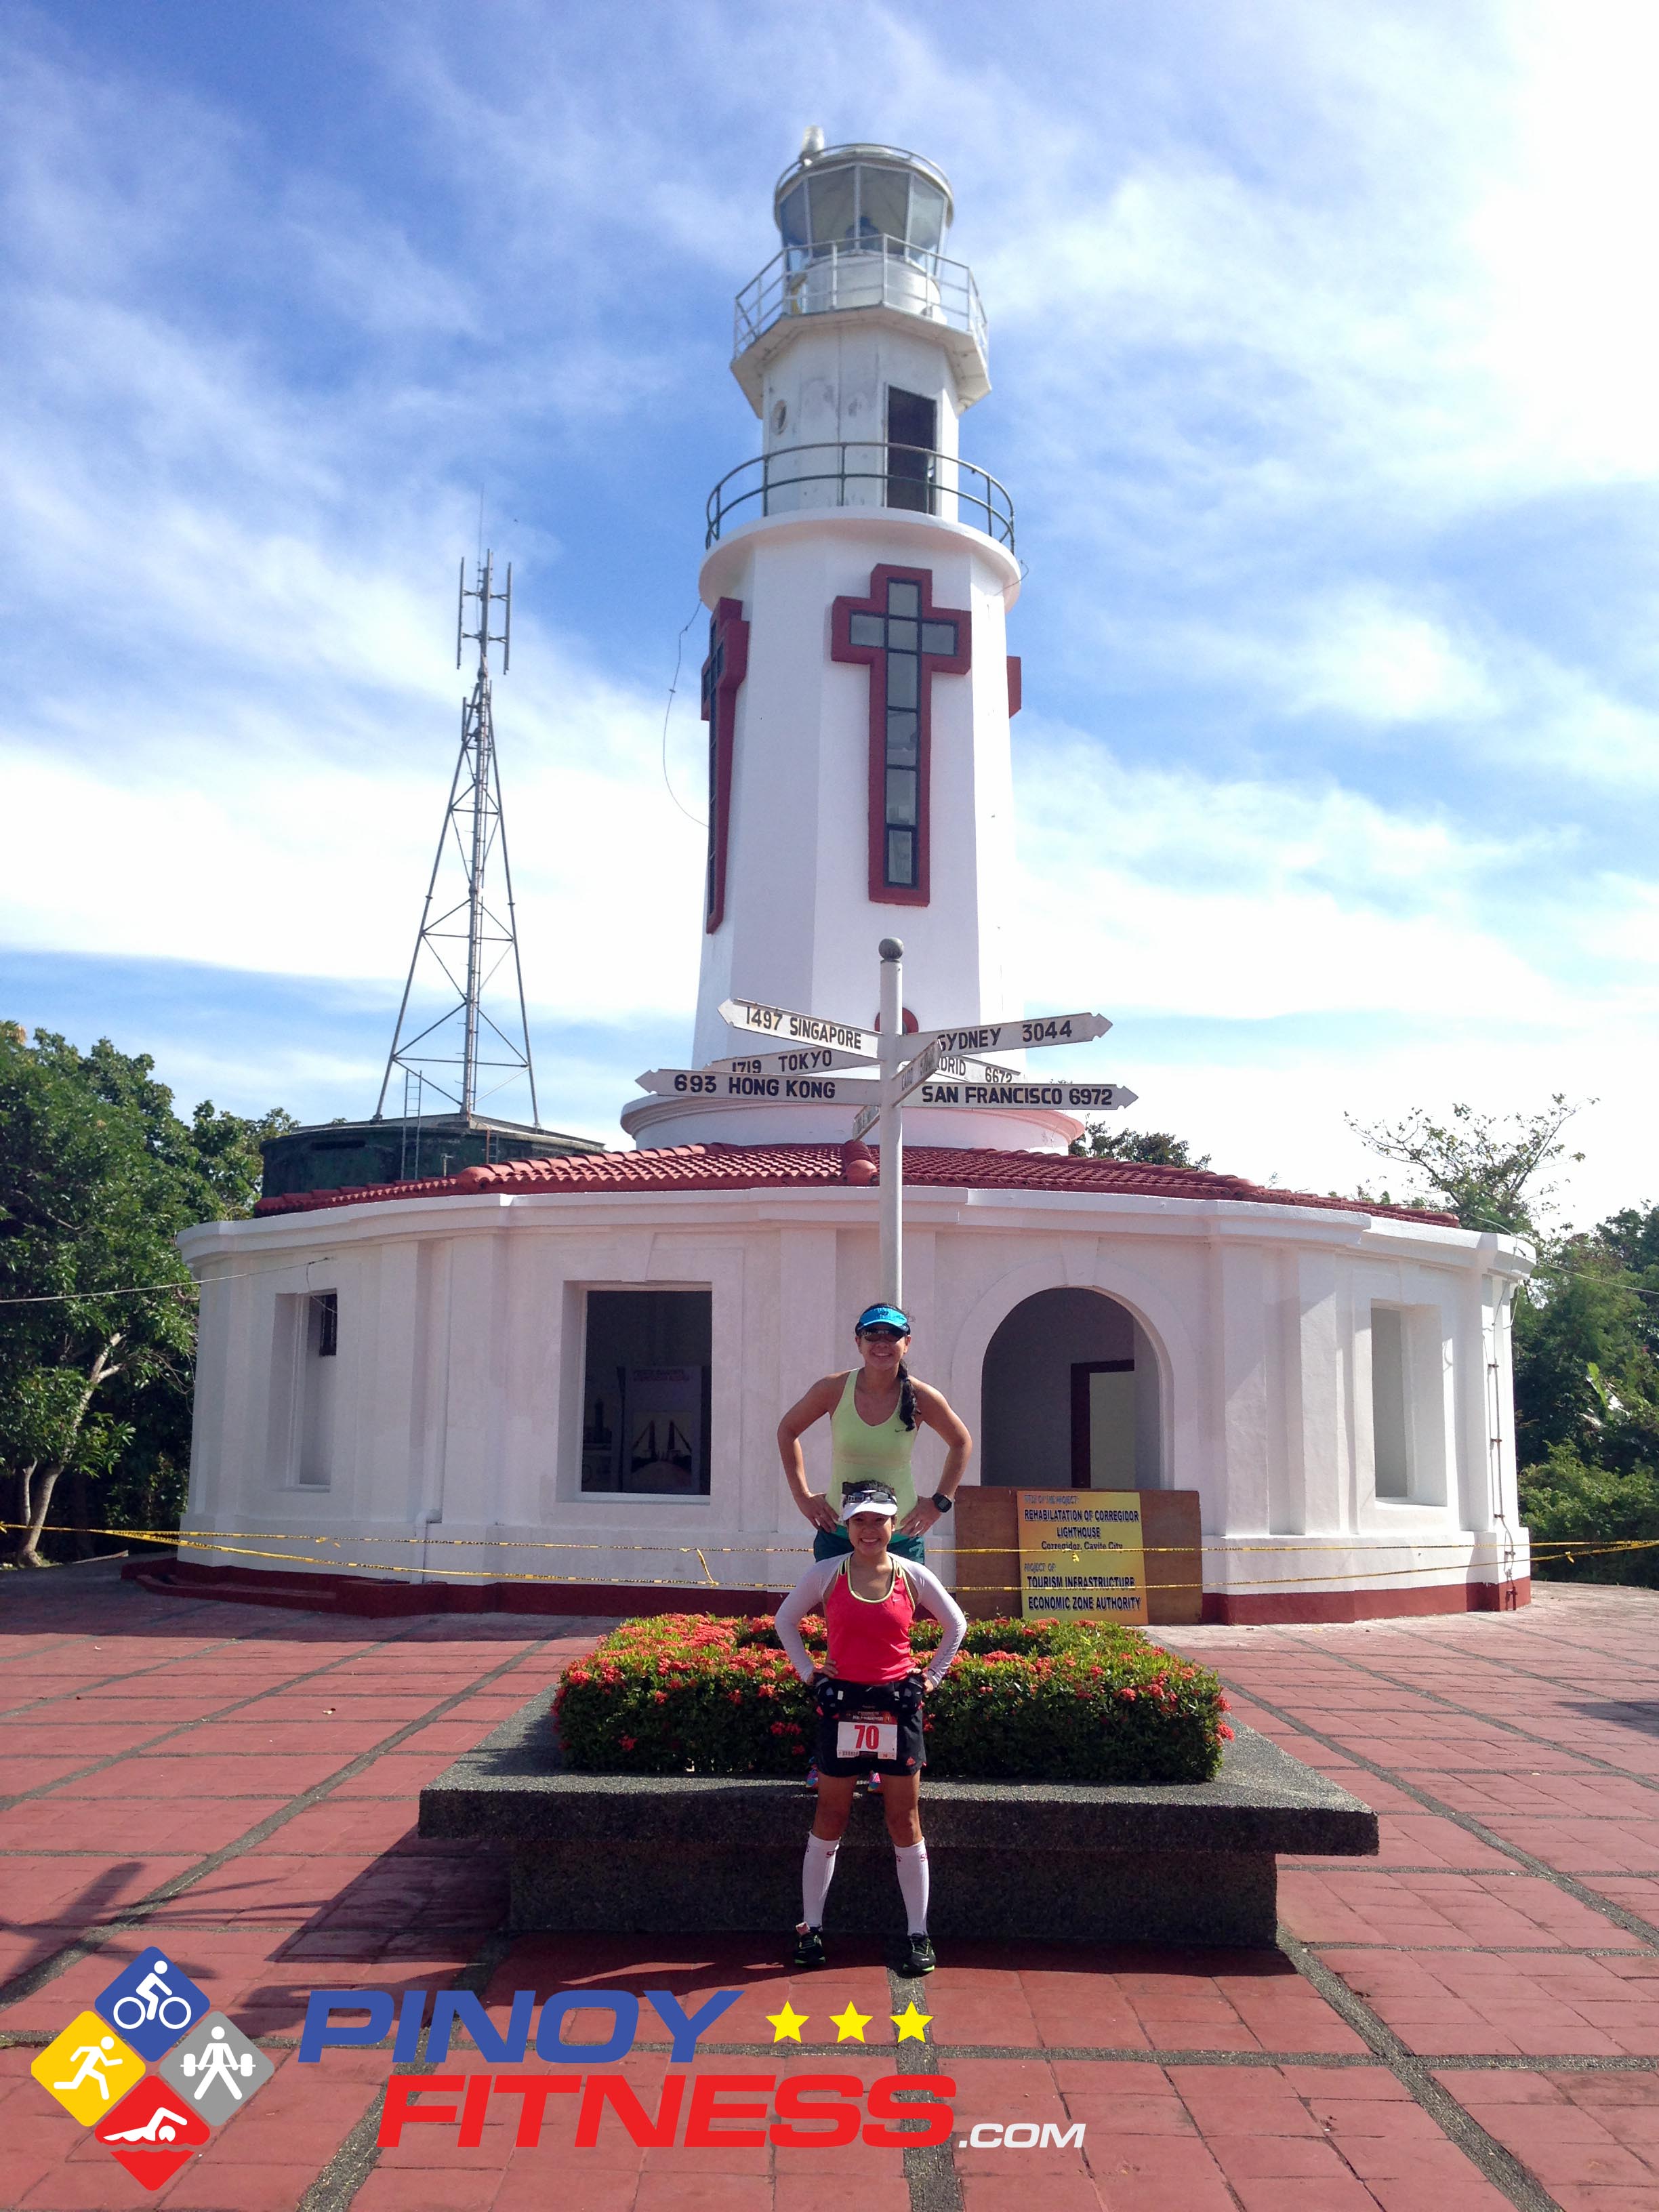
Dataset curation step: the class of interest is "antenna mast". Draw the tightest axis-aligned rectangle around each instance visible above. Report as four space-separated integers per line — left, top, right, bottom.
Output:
375 552 541 1126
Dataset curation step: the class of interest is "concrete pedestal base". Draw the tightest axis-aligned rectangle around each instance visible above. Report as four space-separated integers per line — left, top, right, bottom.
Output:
420 1692 1377 1950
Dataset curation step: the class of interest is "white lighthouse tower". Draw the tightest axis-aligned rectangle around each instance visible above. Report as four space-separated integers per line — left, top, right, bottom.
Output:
621 137 1076 1154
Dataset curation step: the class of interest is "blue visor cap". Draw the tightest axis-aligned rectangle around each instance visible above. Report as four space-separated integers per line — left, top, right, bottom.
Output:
855 1305 911 1335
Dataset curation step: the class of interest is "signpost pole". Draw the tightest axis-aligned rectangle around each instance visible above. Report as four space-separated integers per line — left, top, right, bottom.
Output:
878 937 903 1310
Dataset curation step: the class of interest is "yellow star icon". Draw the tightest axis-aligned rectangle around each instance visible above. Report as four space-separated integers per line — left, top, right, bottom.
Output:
830 2001 871 2043
891 2001 933 2043
766 2001 808 2043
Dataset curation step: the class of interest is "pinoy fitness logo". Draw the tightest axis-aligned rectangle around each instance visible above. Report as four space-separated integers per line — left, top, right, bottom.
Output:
302 1983 961 2153
31 1948 274 2191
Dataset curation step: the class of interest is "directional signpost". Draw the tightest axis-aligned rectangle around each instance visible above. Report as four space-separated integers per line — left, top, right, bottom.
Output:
705 1045 876 1078
636 1068 880 1103
641 964 1130 1308
907 1012 1112 1058
718 998 879 1061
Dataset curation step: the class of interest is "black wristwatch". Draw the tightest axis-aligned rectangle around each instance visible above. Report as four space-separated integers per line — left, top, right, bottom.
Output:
930 1491 954 1514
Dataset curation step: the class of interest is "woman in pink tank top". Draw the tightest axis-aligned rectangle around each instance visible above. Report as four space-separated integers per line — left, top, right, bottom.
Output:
776 1478 967 1978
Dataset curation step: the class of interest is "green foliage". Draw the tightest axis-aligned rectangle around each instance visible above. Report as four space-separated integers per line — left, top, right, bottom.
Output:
1513 1231 1659 1476
1519 1447 1659 1589
1345 1095 1584 1235
553 1613 1230 1784
1069 1127 1212 1168
0 1025 293 1563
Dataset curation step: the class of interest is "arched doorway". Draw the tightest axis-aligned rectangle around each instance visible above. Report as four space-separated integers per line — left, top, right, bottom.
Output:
979 1288 1164 1490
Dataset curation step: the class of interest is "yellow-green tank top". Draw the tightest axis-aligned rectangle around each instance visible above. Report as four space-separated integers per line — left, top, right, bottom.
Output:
828 1370 918 1518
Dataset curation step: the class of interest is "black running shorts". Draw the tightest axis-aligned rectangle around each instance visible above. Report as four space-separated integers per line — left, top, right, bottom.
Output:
813 1674 926 1778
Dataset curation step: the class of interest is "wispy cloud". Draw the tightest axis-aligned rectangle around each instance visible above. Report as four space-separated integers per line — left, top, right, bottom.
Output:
0 0 1654 1222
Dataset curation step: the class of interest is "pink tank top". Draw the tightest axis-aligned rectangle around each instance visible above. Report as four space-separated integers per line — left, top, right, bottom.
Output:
824 1559 917 1685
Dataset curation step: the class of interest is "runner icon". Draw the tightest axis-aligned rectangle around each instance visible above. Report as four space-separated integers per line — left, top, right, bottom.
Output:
180 2023 256 2104
52 2034 125 2104
110 1957 193 2036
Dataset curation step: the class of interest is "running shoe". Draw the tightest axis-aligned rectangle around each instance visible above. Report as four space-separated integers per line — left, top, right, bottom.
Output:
792 1925 827 1971
895 1933 937 1976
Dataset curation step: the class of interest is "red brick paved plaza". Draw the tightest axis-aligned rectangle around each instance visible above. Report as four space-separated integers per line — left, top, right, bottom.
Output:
4 1563 1658 2211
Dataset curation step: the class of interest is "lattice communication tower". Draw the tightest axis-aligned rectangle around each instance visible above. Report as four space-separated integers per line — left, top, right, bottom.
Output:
375 552 541 1127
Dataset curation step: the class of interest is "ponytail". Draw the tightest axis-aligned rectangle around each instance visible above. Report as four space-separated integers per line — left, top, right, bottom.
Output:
897 1359 917 1431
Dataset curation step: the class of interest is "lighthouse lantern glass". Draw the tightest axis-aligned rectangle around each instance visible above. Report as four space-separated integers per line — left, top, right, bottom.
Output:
777 151 951 264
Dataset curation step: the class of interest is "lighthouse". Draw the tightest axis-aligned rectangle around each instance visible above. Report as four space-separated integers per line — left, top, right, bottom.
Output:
180 136 1535 1632
621 138 1074 1154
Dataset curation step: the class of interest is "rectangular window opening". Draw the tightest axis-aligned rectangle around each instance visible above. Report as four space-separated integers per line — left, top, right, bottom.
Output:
885 389 936 514
313 1291 338 1358
581 1290 712 1496
1069 1360 1136 1488
1370 1305 1411 1500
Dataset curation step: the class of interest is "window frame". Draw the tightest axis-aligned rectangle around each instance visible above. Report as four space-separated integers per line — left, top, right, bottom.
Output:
830 562 972 907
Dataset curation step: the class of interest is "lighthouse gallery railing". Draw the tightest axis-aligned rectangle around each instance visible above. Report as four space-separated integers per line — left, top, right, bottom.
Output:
734 235 987 363
705 442 1015 550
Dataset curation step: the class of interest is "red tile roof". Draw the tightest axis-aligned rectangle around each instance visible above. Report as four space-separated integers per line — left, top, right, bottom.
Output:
253 1140 1456 1226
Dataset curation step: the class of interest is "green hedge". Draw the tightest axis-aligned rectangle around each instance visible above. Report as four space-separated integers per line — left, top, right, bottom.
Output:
552 1612 1231 1784
1521 1446 1659 1588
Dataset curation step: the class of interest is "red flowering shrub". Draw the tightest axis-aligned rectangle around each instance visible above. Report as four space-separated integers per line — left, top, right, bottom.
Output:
554 1614 1227 1783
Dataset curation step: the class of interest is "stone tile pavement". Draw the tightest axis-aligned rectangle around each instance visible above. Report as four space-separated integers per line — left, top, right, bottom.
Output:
3 1561 1658 2209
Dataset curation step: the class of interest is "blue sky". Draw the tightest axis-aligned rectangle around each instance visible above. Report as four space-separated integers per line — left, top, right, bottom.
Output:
3 0 1655 1221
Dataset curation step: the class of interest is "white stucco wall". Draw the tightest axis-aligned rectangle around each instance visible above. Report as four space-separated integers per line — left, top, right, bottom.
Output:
179 1184 1533 1610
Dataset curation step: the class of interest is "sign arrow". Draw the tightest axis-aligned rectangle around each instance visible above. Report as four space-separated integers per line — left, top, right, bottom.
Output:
637 1068 881 1103
914 1081 1137 1112
853 1078 1137 1136
900 1012 1111 1059
704 1045 877 1078
718 998 879 1059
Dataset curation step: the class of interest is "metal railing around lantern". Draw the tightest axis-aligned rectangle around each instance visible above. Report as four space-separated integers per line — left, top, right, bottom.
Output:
734 236 987 362
705 441 1015 550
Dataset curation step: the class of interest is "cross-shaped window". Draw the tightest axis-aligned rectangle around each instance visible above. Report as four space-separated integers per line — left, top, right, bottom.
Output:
831 565 972 906
700 596 750 933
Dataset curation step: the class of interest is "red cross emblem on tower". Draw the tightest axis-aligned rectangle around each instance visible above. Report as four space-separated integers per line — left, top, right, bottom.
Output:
831 564 972 907
701 596 750 933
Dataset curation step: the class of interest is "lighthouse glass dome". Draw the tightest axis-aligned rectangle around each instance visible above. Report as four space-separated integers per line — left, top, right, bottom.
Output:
774 144 951 266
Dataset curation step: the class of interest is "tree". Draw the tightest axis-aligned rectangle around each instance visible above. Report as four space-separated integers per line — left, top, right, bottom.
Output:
1069 1126 1212 1168
0 1028 293 1565
1345 1096 1584 1237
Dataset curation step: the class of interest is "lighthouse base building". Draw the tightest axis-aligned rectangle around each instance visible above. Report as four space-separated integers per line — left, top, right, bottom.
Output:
178 1141 1531 1623
175 140 1532 1622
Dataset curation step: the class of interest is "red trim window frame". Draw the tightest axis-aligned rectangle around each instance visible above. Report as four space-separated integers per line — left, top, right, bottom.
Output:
830 564 971 908
701 596 750 933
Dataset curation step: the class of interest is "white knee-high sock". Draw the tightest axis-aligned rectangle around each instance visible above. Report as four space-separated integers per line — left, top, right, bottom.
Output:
801 1833 840 1929
894 1839 930 1936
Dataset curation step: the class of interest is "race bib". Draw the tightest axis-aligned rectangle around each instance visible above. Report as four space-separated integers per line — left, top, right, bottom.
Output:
836 1717 898 1761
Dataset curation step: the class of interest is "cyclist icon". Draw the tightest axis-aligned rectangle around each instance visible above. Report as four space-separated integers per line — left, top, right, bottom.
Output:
110 1957 193 2036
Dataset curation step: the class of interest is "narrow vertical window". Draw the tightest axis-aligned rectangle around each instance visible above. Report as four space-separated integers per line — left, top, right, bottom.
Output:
314 1292 338 1357
886 387 937 514
1371 1305 1410 1499
700 597 750 933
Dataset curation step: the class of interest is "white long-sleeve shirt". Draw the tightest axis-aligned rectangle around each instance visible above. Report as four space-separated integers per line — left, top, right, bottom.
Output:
775 1555 968 1691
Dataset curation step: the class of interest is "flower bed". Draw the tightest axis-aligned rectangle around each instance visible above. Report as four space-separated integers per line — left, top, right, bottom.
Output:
553 1613 1231 1784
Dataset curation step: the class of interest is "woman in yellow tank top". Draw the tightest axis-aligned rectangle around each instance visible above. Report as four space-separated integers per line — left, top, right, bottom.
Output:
777 1303 973 1563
